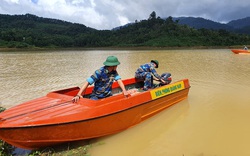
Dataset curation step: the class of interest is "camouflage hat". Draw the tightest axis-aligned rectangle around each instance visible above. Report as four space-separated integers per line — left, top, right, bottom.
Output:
151 60 159 68
103 56 120 66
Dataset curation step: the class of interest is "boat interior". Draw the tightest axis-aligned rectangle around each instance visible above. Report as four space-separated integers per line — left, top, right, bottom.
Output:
49 78 146 99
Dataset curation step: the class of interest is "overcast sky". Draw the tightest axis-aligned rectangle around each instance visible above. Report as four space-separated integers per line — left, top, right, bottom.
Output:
1 0 250 30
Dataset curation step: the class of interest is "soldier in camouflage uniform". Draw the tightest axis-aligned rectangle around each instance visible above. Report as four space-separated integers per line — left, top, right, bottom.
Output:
135 60 165 91
72 56 129 102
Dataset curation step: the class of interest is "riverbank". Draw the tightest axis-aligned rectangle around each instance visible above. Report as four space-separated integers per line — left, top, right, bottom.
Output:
0 45 244 52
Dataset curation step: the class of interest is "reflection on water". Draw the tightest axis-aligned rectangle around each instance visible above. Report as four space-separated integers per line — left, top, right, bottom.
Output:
1 49 250 156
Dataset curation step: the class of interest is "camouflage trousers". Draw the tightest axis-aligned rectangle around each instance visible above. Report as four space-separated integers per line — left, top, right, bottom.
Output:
135 72 153 90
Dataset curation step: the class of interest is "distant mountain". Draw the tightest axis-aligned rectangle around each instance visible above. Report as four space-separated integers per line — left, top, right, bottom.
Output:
227 17 250 34
227 17 250 29
173 17 233 31
172 16 250 34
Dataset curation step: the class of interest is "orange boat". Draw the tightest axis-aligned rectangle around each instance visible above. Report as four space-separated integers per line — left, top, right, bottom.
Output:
0 78 190 149
231 49 250 54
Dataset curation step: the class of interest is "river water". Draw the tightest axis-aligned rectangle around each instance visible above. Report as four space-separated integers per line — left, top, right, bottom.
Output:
1 49 250 156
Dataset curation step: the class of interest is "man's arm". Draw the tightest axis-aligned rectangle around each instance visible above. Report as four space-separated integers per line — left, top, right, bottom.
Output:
117 79 129 97
72 81 89 103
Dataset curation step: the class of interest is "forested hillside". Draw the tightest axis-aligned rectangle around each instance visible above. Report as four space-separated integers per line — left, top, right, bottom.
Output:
0 12 250 49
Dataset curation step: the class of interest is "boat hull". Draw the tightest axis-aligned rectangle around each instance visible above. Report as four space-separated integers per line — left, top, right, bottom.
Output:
0 78 190 149
231 49 250 54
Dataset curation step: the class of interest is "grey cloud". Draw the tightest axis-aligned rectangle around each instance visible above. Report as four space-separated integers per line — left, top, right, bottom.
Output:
1 0 250 29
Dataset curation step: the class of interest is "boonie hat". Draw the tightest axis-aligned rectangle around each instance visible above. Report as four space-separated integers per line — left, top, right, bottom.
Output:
151 60 159 68
103 56 120 66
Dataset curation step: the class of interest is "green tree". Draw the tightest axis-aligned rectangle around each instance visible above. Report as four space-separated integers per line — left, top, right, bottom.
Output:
149 11 156 20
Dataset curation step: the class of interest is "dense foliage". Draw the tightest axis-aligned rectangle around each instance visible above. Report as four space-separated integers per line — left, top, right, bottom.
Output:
0 12 250 49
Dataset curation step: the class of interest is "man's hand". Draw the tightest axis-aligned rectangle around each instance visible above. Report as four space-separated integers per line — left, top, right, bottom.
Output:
123 90 130 98
160 79 166 84
72 95 81 103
